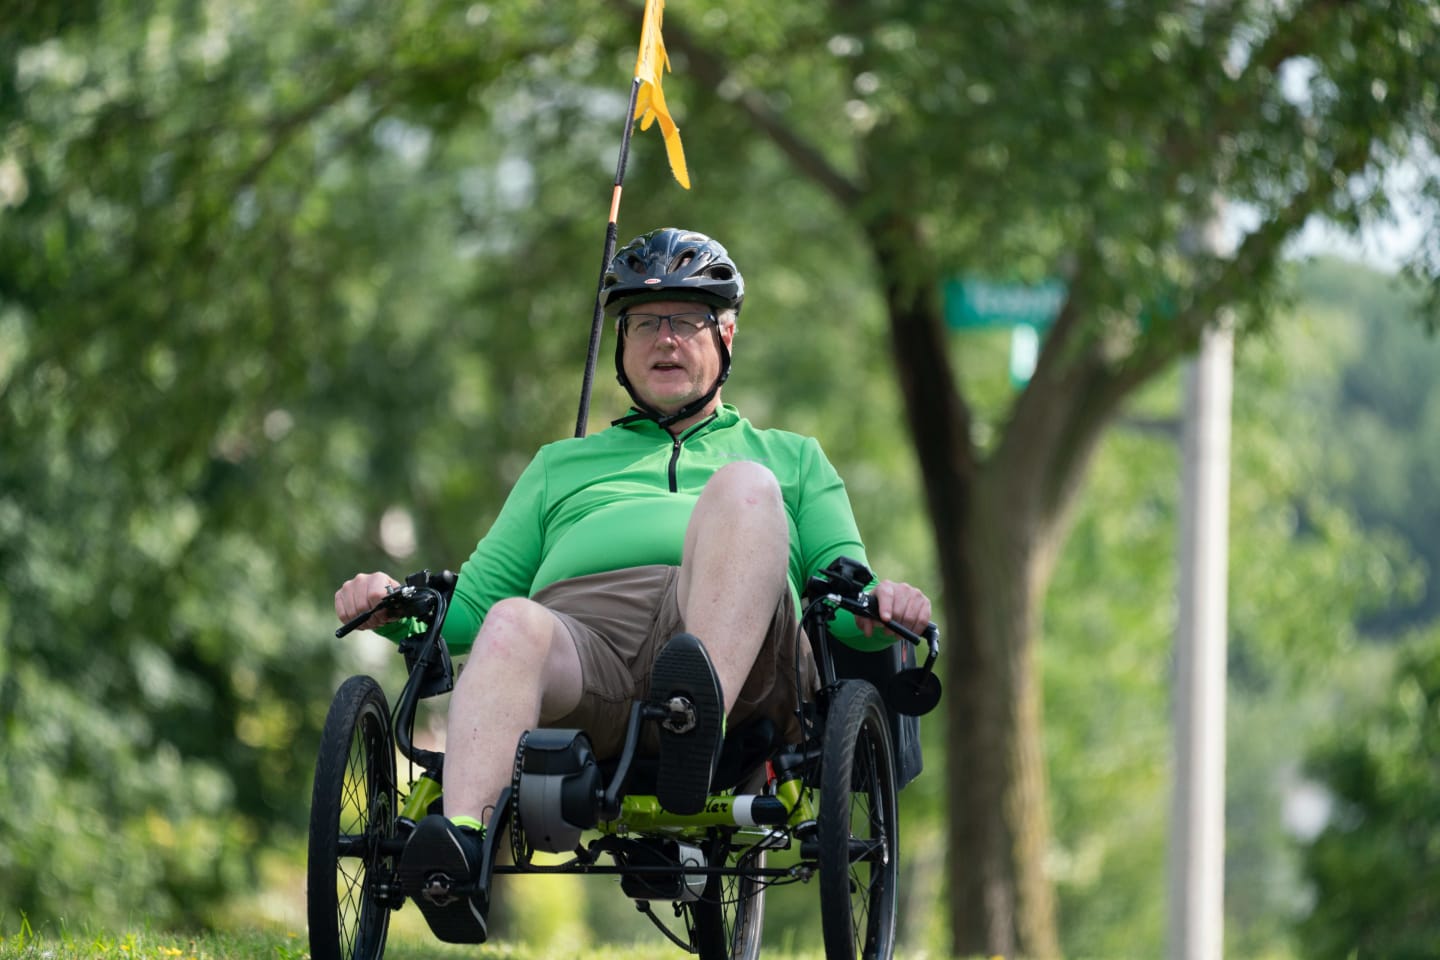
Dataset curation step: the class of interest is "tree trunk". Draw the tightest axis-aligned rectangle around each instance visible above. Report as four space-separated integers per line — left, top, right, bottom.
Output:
869 218 1125 958
926 449 1065 959
965 462 1064 959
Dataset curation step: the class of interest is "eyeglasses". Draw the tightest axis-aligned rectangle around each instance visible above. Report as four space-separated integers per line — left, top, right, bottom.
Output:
620 311 716 341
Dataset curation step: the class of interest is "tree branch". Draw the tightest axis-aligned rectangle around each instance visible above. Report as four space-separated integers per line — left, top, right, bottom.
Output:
1017 124 1370 527
656 9 865 210
867 212 978 511
1160 0 1352 184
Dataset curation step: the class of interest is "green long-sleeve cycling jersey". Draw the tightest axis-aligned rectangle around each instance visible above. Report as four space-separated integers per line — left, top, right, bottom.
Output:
413 403 884 653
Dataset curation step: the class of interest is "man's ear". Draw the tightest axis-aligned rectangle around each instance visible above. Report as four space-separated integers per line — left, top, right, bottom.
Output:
720 318 737 347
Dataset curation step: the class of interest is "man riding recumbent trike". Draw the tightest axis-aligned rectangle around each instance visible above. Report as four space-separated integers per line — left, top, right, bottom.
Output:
310 557 939 960
309 228 942 960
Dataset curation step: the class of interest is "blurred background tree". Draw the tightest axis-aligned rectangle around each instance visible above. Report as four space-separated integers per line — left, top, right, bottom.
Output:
1295 626 1440 960
0 0 912 929
1043 258 1433 958
2 1 1439 956
657 2 1440 954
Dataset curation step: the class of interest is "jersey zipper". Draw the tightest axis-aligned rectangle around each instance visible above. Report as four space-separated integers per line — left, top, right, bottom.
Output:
667 413 719 493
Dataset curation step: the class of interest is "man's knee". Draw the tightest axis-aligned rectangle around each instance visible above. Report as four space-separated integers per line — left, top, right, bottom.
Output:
465 597 583 718
473 597 554 663
702 460 782 511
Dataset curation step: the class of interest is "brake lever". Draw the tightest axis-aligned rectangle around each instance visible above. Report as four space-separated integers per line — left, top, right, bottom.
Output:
334 587 407 639
836 593 938 650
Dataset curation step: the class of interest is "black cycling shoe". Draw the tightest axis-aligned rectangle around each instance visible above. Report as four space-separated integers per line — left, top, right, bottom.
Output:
398 815 489 944
651 633 725 816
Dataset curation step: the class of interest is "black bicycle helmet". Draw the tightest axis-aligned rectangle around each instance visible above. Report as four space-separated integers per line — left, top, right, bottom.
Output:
601 227 744 316
604 228 744 429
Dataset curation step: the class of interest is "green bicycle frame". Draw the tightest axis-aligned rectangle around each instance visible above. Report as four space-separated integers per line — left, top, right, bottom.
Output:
396 770 816 834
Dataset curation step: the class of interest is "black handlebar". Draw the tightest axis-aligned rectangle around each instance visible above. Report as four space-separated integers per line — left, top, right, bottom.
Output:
828 590 940 660
801 556 943 719
335 568 458 638
804 556 940 659
334 569 459 770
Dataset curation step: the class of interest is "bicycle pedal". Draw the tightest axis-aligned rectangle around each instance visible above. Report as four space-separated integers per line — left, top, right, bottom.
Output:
421 874 460 906
659 695 698 734
421 873 483 903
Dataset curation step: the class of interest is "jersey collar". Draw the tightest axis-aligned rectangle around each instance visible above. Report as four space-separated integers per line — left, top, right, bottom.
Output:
612 403 740 438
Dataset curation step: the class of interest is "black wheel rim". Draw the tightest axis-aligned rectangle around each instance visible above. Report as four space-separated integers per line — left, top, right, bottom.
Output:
691 841 765 960
335 710 392 959
818 681 898 960
847 727 890 955
724 849 765 957
309 677 395 960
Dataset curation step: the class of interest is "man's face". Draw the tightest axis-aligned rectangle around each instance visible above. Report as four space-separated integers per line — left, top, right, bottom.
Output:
619 299 734 414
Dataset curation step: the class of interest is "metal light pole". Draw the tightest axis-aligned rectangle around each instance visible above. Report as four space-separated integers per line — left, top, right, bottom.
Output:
1168 316 1234 960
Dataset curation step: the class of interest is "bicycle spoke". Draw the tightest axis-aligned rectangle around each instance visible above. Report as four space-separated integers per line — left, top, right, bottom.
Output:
309 676 396 960
338 718 378 957
847 728 886 952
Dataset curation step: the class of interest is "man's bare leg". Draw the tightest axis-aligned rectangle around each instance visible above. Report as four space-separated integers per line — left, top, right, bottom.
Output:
676 461 789 711
441 596 584 825
399 596 580 942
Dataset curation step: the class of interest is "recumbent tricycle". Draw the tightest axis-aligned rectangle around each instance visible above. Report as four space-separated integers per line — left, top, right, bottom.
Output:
306 556 941 960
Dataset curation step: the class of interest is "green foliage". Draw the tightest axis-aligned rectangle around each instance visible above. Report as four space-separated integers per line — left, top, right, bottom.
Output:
1041 259 1435 958
0 0 575 924
0 0 923 929
1296 627 1440 959
3 0 1439 949
1296 260 1440 631
1283 262 1440 958
0 919 853 960
1045 419 1179 958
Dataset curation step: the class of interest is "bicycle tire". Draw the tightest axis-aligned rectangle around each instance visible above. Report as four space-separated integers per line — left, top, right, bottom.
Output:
308 675 398 960
818 680 899 960
690 843 766 960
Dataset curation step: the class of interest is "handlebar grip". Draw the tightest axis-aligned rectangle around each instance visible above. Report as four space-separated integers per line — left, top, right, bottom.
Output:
835 592 935 648
335 608 375 638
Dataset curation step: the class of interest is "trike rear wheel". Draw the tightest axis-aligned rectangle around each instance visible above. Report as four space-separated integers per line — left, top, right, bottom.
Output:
818 680 899 960
690 843 766 960
308 675 398 960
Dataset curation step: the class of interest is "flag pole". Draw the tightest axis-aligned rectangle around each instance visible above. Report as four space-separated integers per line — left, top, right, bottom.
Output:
574 0 688 438
575 76 643 439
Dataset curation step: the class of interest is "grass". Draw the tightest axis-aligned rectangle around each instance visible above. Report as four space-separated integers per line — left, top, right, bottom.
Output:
0 921 307 960
0 918 847 960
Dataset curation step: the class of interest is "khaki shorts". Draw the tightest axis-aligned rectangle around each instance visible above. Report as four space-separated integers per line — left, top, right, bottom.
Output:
532 565 817 758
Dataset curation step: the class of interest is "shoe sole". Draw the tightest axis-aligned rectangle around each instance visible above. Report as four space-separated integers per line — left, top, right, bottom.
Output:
397 815 489 944
652 633 724 816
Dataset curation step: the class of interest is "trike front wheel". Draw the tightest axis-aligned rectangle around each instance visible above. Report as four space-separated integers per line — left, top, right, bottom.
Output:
818 679 899 960
307 675 398 960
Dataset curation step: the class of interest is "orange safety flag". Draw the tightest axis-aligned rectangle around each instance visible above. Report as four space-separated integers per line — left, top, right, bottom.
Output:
632 0 690 189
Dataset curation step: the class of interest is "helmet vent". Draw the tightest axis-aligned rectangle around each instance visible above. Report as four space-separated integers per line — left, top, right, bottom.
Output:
707 265 733 280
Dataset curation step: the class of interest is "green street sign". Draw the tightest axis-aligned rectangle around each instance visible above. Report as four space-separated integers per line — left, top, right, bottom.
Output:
944 276 1066 329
